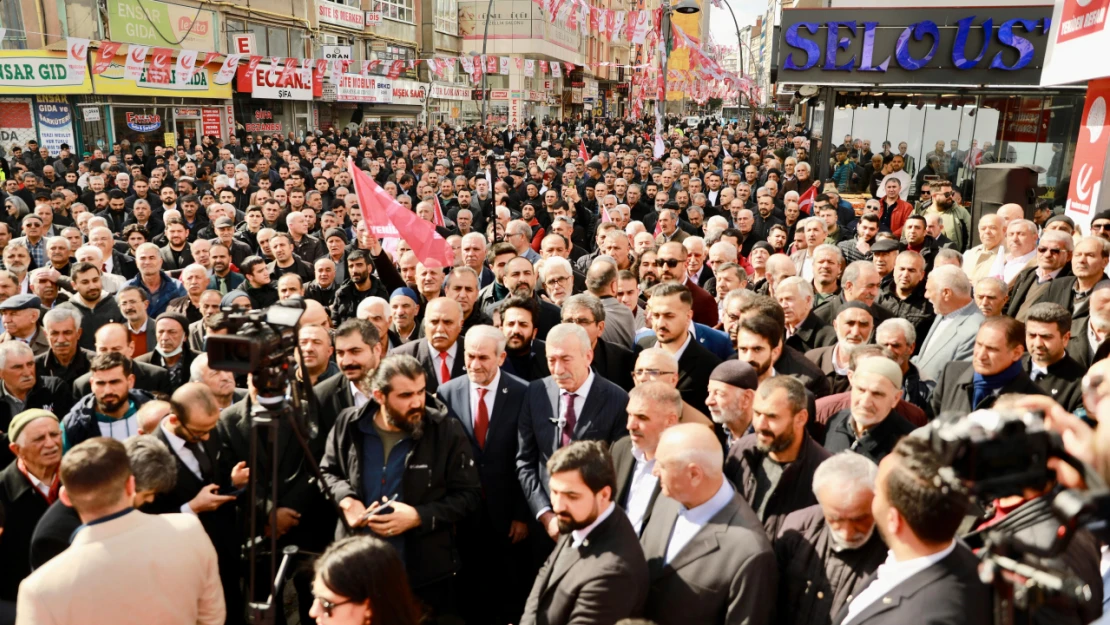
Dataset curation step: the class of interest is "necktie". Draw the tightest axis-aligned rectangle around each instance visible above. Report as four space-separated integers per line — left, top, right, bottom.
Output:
439 351 451 384
1031 370 1044 383
219 277 229 294
184 440 214 481
561 392 577 448
474 387 489 449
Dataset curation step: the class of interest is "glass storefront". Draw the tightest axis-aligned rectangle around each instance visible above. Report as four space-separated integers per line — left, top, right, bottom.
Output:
823 90 1085 202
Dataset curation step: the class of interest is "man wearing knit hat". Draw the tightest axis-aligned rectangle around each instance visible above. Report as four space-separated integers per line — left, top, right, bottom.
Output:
0 408 61 605
705 360 759 447
823 355 916 463
136 312 195 389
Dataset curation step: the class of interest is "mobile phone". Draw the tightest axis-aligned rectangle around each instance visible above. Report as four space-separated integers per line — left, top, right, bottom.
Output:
219 486 247 497
362 494 400 520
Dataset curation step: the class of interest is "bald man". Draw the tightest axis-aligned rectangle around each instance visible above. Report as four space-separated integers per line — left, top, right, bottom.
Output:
388 297 466 390
640 423 776 625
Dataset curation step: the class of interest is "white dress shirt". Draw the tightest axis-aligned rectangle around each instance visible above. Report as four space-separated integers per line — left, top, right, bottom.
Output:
800 252 815 282
432 340 459 386
625 445 658 534
665 479 734 564
841 540 957 625
671 331 693 362
350 381 369 410
469 369 501 431
26 469 52 498
571 501 617 548
993 249 1035 284
161 421 208 515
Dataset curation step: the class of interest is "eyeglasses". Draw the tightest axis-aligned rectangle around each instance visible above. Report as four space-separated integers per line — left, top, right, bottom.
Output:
634 369 677 378
935 192 953 197
1037 246 1064 255
563 316 596 326
314 596 353 617
653 258 682 268
1093 222 1110 231
545 275 570 286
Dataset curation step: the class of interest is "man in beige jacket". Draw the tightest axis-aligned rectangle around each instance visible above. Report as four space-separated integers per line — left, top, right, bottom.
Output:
16 437 225 625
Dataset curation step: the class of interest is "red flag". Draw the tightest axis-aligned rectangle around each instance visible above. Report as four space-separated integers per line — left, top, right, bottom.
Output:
601 205 613 223
431 194 446 228
149 47 172 84
798 185 817 215
653 219 662 237
201 51 220 68
387 59 405 78
91 42 122 75
349 158 453 268
578 138 589 161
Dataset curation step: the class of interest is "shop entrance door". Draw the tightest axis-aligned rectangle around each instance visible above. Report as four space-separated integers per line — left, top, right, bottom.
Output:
175 119 200 143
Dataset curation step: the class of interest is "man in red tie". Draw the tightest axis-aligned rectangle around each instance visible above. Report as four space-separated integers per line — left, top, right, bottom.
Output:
389 296 465 392
436 325 532 624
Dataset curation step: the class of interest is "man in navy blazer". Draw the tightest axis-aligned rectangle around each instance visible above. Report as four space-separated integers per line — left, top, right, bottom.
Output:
517 323 629 542
438 325 532 625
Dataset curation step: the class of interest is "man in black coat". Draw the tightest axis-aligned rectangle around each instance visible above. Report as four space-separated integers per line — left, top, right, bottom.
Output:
70 324 171 398
635 283 721 416
779 277 837 354
1004 230 1074 322
931 318 1048 418
499 296 551 382
516 323 629 541
833 436 990 625
611 382 683 536
0 341 74 469
314 319 382 434
823 357 917 465
436 326 532 625
1023 302 1086 413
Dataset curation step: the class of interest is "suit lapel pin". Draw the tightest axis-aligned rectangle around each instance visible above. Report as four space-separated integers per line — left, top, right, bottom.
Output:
502 387 508 394
1051 388 1059 395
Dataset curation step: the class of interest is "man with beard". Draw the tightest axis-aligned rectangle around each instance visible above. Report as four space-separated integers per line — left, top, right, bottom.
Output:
774 452 886 625
499 296 550 382
656 241 718 327
705 360 759 447
824 356 916 464
778 277 837 354
135 313 195 389
806 304 875 395
331 250 389 325
320 354 481 621
60 351 154 449
725 375 830 539
876 251 935 349
492 256 560 341
636 283 721 415
520 440 648 625
206 244 245 294
313 318 382 436
640 423 777 625
58 263 125 351
389 288 421 344
922 180 971 252
390 297 467 391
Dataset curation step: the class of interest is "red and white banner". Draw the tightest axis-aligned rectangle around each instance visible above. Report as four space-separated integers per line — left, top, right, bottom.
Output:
148 47 173 84
175 49 199 83
552 62 562 78
499 56 509 75
1065 77 1110 231
91 42 122 75
524 59 535 77
214 54 242 85
124 45 149 80
350 158 453 268
67 38 89 77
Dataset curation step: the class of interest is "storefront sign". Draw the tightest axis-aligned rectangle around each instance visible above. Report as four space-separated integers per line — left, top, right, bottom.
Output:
779 7 1052 86
126 112 162 131
93 53 232 98
1065 77 1110 230
392 79 428 105
490 89 510 101
1043 0 1110 84
365 11 382 26
322 45 353 61
202 108 222 136
82 106 101 122
107 0 218 50
471 89 489 100
232 33 257 55
174 107 200 118
34 96 76 155
430 84 471 100
335 74 392 103
318 0 365 30
998 99 1051 143
244 109 283 133
0 51 93 95
237 64 319 100
163 132 176 148
509 98 522 126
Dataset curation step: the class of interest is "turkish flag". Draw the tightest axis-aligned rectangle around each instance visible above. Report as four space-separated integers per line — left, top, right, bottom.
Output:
91 41 122 75
798 184 818 215
148 47 172 84
578 138 589 161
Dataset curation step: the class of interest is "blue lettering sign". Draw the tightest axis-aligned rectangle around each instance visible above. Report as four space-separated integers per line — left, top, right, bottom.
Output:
894 21 939 71
824 21 858 71
783 22 821 70
952 16 992 70
858 21 890 72
990 18 1037 70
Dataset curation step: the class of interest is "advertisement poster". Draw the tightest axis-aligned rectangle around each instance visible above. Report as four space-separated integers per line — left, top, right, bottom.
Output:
107 0 218 50
1065 77 1110 232
34 95 76 155
201 107 222 136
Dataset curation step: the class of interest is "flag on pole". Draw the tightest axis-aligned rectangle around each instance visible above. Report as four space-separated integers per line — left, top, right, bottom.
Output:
349 158 453 268
431 194 446 228
798 185 818 215
578 138 589 161
600 205 613 223
653 133 665 159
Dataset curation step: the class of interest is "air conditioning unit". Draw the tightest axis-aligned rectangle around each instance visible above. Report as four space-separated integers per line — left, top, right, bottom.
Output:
321 34 339 46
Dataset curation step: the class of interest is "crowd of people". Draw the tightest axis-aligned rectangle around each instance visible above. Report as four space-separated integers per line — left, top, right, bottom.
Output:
0 115 1104 625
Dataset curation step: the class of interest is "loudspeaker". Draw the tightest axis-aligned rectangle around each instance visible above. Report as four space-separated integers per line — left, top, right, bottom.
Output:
970 164 1043 246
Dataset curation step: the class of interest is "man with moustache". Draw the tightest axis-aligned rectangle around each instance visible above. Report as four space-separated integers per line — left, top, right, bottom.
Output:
389 297 467 392
499 296 550 382
314 319 383 430
320 354 481 621
824 356 916 464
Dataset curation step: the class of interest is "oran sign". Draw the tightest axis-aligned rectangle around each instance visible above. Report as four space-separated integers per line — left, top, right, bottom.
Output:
0 51 93 95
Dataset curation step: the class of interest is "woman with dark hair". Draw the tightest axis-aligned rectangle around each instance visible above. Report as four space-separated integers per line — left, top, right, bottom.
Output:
309 536 421 625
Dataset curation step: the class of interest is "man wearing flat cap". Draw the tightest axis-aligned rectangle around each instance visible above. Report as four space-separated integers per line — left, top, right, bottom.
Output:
136 313 195 388
0 408 62 606
823 355 916 463
0 294 50 357
705 360 759 448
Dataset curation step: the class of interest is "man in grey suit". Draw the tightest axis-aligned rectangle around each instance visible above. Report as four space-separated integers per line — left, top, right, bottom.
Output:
517 323 630 541
611 381 681 535
640 423 777 625
912 265 983 382
834 436 990 625
520 441 648 625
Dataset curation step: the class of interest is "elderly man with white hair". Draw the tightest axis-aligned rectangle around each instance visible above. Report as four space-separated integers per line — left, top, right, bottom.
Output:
189 352 242 410
1004 228 1073 322
777 276 837 353
823 355 915 463
914 265 984 381
774 452 886 625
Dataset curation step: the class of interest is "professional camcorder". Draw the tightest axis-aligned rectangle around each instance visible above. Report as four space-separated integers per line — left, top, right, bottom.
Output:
206 303 303 400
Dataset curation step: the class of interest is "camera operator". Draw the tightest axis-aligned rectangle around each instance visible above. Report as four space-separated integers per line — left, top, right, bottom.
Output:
838 436 990 625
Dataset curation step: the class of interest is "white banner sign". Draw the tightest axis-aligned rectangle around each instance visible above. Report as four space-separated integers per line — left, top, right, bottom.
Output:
321 45 352 61
1042 0 1110 85
392 79 428 106
429 84 471 100
318 0 365 29
336 74 392 103
250 64 315 100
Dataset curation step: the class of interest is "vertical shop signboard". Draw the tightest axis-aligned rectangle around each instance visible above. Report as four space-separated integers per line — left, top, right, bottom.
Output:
34 95 77 155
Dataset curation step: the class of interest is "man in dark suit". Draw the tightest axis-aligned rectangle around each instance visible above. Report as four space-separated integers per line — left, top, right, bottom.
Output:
520 441 649 625
823 357 917 465
611 382 680 535
516 323 630 542
1004 229 1074 322
834 436 991 625
71 323 172 398
438 325 532 625
1041 236 1109 325
778 276 837 354
931 317 1048 418
1024 302 1085 413
499 296 551 381
643 423 777 625
314 319 382 430
657 241 719 327
389 297 467 394
806 304 875 395
146 383 249 625
562 294 635 391
636 283 722 416
813 262 893 328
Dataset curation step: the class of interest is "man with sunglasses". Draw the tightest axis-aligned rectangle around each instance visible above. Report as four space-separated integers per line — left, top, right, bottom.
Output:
654 241 719 327
922 180 971 252
1004 229 1073 322
1090 210 1110 243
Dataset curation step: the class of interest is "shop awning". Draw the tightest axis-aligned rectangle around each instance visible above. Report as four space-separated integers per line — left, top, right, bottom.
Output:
365 104 424 118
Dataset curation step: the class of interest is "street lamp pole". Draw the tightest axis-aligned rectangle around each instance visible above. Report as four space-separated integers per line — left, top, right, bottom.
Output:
717 0 758 132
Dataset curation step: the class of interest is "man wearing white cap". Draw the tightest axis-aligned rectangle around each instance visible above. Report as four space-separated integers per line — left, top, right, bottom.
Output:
823 356 916 463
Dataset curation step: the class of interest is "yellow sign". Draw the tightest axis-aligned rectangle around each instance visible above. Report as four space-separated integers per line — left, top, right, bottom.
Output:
163 132 176 148
0 50 93 95
667 0 702 102
92 54 231 99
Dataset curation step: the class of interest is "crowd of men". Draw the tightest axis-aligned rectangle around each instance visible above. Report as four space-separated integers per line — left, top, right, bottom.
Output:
0 117 1104 625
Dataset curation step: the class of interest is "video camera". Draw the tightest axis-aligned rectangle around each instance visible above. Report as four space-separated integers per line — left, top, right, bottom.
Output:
206 303 303 401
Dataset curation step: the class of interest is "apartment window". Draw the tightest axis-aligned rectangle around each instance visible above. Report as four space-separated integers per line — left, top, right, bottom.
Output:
226 20 294 57
435 0 458 35
370 0 414 24
369 45 416 76
0 1 26 49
